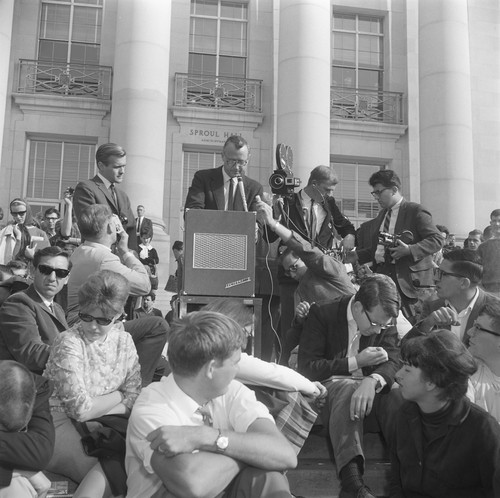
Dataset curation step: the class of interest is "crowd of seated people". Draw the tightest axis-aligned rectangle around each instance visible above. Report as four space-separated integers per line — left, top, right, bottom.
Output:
1 140 500 498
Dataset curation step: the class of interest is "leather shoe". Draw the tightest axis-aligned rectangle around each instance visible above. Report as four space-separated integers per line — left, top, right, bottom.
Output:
339 485 377 498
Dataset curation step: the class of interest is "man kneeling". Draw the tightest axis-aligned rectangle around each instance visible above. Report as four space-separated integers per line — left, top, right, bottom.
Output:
126 311 297 498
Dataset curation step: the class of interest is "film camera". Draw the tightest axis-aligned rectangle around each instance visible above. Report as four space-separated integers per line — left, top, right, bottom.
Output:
378 230 414 247
269 144 301 198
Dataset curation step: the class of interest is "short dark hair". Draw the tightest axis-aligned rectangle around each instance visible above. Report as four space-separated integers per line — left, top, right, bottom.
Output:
401 329 477 400
33 246 72 271
168 311 246 377
44 207 60 218
144 291 156 301
6 259 28 271
369 169 402 190
490 209 500 219
307 165 338 186
354 274 400 318
477 295 500 333
436 224 449 236
78 204 112 239
172 240 183 251
469 229 483 238
278 247 298 269
79 270 130 317
223 135 248 153
96 143 126 166
443 248 483 284
0 360 36 432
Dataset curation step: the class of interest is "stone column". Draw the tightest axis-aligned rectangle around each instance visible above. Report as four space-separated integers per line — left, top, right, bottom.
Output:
276 0 331 183
0 0 15 172
419 0 474 234
110 0 172 306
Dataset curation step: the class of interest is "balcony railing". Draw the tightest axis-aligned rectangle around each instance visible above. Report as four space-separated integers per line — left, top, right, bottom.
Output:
17 59 113 100
331 86 405 124
174 73 262 112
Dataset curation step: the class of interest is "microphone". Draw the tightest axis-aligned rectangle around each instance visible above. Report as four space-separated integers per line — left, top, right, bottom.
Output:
237 177 248 212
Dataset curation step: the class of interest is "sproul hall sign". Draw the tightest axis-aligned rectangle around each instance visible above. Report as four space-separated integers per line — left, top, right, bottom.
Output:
188 128 243 144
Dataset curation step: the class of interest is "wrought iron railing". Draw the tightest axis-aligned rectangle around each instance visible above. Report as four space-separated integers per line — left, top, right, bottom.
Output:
17 59 113 99
330 86 405 124
174 73 262 112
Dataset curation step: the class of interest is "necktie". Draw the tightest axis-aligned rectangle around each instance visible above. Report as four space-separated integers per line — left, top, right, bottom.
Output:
383 208 392 233
227 179 235 211
137 217 142 234
309 200 317 244
110 183 120 212
197 405 213 427
48 303 54 314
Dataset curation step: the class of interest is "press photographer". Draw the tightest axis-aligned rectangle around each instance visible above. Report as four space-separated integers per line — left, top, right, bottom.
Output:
352 169 444 319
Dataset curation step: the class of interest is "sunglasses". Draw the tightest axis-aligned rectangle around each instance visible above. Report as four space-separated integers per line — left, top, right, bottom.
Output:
471 322 500 337
11 211 27 216
79 312 124 326
37 264 70 279
284 257 300 276
433 267 465 280
363 308 393 330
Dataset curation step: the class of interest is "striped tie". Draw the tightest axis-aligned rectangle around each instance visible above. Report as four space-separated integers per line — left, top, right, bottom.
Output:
227 179 235 211
383 208 392 233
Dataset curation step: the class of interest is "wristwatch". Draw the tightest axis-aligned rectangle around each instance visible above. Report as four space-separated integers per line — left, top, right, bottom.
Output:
215 430 229 452
369 374 382 391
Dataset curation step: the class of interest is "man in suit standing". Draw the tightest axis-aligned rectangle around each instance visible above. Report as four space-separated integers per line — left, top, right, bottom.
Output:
135 205 153 245
0 246 70 374
404 248 486 347
298 275 403 498
73 143 137 251
185 135 263 212
351 170 443 318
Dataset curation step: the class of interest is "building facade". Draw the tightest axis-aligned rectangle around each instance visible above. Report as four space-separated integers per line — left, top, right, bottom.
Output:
1 0 499 281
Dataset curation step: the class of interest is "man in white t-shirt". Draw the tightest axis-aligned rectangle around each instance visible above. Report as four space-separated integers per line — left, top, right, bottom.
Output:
126 311 297 498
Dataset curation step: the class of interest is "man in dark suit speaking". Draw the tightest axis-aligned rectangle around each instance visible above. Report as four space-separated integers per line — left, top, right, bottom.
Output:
185 135 263 212
73 143 137 251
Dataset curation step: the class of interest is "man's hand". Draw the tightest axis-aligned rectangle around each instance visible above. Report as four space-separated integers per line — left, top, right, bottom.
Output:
389 239 411 260
355 347 388 369
24 241 38 260
421 306 459 332
147 425 215 457
350 377 377 421
340 234 355 252
254 195 275 226
304 381 328 410
63 187 74 206
295 301 311 324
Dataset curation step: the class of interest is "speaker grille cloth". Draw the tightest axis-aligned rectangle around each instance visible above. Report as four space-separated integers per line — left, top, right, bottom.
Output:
193 233 247 270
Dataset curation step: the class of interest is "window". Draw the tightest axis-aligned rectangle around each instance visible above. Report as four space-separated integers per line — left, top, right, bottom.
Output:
189 0 248 79
38 0 103 65
332 14 383 90
26 140 96 211
331 161 382 227
182 150 219 206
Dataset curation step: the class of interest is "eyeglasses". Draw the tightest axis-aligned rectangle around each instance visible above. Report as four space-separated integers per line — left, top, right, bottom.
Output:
370 188 391 199
471 321 500 337
225 159 248 167
284 258 300 276
11 211 27 216
363 308 393 330
79 312 124 326
37 264 70 279
433 267 465 280
46 217 59 221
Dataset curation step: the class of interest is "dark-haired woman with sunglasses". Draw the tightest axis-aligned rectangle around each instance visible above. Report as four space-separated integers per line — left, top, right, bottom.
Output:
0 198 50 265
44 270 141 498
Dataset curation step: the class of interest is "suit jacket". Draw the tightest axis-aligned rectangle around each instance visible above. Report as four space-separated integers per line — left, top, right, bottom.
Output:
356 199 444 299
73 175 137 251
298 295 400 386
276 191 356 251
0 285 68 373
185 166 263 212
136 216 153 239
67 241 151 325
404 287 488 347
0 375 55 486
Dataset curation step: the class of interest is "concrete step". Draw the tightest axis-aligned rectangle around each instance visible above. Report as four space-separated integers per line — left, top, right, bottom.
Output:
288 431 390 498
